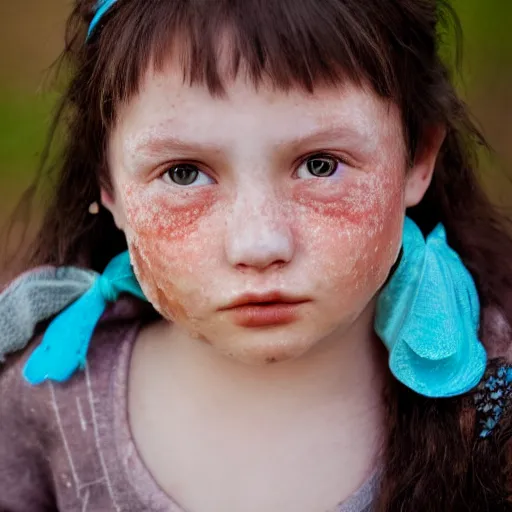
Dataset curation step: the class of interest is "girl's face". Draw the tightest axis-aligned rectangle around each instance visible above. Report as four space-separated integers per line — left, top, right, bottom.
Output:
105 61 438 365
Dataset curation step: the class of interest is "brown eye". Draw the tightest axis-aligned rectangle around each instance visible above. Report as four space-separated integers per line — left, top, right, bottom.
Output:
305 156 338 177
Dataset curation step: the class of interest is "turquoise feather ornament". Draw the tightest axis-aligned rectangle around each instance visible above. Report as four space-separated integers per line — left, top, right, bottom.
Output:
375 217 487 398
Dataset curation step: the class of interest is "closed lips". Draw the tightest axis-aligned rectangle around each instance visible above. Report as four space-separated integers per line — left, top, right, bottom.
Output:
220 293 309 310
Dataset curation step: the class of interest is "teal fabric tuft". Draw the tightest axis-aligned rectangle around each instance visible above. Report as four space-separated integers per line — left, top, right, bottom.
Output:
375 217 487 398
22 251 147 385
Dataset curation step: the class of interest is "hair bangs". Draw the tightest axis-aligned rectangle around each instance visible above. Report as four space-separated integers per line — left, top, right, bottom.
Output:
91 0 398 125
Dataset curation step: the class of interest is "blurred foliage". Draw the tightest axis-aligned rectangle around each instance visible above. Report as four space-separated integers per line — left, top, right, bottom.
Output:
0 89 58 184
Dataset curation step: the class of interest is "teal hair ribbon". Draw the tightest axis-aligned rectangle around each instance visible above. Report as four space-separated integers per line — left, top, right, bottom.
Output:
87 0 118 40
22 251 146 385
2 217 487 398
375 217 487 398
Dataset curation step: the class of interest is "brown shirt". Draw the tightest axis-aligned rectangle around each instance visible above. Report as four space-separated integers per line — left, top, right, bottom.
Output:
0 298 377 511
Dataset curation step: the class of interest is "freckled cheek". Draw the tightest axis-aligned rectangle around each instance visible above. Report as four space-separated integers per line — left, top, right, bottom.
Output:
121 187 219 319
349 216 403 291
123 186 216 241
122 187 222 273
127 244 188 322
306 221 402 308
292 171 403 226
294 174 404 294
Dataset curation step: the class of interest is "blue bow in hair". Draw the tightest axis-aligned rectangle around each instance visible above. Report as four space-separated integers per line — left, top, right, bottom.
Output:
375 217 487 398
21 251 147 384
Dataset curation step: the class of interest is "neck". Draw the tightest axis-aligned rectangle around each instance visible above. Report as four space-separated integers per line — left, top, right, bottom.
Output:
145 299 388 439
130 299 389 508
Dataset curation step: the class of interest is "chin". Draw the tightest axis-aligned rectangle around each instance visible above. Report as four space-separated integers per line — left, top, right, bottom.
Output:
212 329 318 366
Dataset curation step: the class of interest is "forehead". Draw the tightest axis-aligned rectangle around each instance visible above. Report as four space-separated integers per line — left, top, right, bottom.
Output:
112 58 403 149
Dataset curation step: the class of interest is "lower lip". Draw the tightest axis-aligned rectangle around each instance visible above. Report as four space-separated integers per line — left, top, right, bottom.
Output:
225 302 308 327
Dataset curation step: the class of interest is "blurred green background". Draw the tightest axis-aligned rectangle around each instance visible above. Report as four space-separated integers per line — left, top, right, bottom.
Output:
0 1 511 260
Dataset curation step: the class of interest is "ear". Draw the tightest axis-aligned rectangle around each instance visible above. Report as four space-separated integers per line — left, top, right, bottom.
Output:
100 188 126 231
404 125 447 208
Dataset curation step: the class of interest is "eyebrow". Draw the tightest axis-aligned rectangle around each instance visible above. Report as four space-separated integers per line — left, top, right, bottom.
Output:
131 134 221 156
130 123 371 159
283 125 370 150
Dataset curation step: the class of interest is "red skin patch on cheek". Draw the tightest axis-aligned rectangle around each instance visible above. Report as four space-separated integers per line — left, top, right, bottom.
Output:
292 172 403 293
352 198 403 287
124 185 216 242
292 174 399 229
131 243 212 345
130 243 189 322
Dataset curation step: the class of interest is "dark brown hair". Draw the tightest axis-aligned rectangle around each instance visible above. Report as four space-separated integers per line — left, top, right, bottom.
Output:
5 0 512 509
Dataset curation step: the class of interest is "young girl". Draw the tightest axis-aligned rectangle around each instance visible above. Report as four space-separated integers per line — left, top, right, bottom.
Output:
1 0 511 510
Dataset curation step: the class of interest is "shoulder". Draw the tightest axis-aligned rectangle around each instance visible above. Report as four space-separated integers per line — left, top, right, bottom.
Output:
0 298 142 430
0 336 51 433
0 336 59 509
0 301 144 509
0 335 55 472
0 296 145 415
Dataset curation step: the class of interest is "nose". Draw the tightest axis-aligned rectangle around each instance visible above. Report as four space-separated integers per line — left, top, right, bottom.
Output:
224 187 294 272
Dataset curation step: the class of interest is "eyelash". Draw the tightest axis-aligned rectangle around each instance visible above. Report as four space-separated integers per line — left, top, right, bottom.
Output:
159 153 349 188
